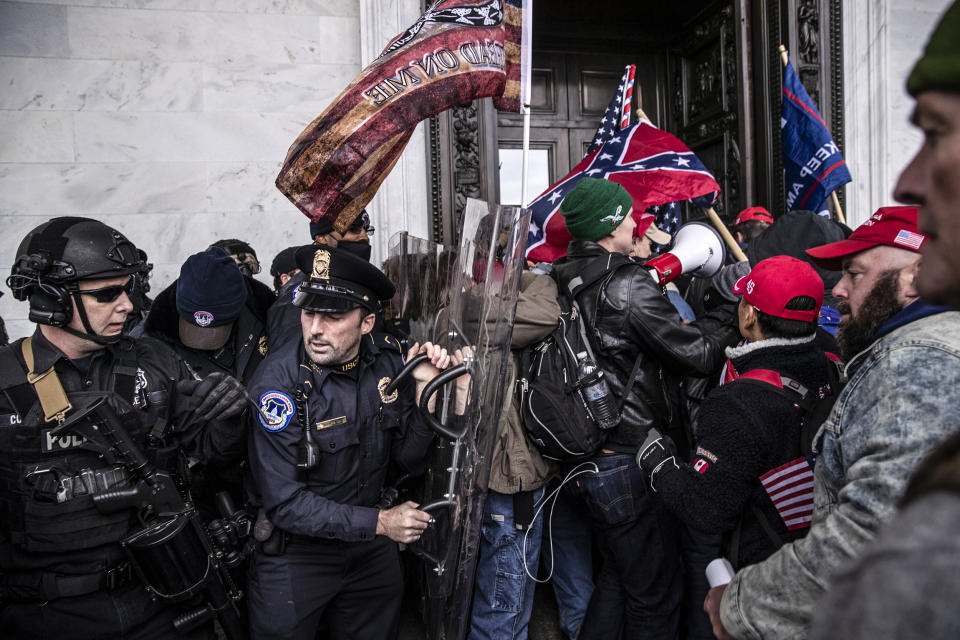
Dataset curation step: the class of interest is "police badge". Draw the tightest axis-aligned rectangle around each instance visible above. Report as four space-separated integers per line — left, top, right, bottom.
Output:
312 248 331 280
378 377 398 404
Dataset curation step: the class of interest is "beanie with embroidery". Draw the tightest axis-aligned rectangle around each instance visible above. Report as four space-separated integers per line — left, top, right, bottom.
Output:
560 178 633 242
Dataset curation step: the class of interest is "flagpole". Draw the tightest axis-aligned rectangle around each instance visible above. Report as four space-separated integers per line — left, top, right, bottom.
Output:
637 106 747 262
521 107 531 206
779 44 847 225
705 207 749 262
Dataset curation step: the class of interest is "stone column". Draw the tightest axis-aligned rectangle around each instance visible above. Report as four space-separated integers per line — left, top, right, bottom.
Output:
358 0 430 265
842 0 951 227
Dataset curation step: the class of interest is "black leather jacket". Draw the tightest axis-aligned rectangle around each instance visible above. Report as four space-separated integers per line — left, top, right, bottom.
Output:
552 241 738 451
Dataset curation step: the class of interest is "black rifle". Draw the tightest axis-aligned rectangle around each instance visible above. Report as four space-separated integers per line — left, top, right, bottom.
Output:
51 394 247 639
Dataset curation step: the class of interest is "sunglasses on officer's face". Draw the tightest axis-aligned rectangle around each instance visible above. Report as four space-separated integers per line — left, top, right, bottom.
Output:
77 278 136 303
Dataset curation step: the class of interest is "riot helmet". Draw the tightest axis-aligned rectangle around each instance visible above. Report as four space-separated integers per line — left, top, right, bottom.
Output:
6 217 148 344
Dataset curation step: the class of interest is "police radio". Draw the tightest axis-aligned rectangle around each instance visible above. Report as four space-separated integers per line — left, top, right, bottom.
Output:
295 384 320 470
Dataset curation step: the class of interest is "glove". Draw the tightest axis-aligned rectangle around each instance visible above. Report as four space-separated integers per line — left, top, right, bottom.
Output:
636 430 679 491
177 371 247 423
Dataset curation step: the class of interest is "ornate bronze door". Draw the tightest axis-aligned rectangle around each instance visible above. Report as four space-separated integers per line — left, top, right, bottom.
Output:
425 0 845 245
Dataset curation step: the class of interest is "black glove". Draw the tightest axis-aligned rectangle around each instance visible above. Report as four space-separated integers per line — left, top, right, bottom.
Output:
636 430 679 491
177 371 247 423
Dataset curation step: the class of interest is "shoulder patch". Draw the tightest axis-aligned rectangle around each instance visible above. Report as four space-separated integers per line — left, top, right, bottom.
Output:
258 391 295 432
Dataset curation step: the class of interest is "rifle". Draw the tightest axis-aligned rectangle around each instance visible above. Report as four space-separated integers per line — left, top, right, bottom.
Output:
51 393 247 639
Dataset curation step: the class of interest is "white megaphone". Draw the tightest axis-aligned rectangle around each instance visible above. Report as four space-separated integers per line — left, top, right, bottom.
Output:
643 221 726 286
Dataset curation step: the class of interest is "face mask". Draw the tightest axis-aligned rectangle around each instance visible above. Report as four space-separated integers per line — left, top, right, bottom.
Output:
337 240 372 262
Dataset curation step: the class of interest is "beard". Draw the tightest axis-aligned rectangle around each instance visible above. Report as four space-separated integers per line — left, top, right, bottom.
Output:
836 269 906 360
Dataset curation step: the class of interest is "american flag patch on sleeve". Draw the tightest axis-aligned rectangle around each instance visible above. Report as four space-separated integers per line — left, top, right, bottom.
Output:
759 457 815 531
894 229 925 250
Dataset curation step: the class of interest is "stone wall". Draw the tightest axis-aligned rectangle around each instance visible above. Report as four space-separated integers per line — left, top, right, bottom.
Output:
843 0 952 227
0 0 428 341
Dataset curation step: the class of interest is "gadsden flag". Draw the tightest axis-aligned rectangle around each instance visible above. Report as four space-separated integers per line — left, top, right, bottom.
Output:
277 0 529 231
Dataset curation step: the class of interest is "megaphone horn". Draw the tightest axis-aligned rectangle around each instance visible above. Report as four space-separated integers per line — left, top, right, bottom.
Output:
643 221 726 286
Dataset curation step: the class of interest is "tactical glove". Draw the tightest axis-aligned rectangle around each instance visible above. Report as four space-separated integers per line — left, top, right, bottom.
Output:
177 371 247 423
636 430 680 491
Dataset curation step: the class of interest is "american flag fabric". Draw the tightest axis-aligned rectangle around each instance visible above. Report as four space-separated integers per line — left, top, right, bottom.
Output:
276 0 528 231
894 229 925 250
526 119 720 263
782 54 852 217
759 457 815 531
585 65 635 155
494 0 531 113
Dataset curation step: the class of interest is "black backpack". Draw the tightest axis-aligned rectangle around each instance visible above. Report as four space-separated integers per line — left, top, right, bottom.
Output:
517 254 641 460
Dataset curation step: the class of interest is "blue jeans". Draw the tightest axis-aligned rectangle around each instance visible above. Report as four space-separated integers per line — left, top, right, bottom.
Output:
566 453 682 640
470 487 546 640
550 482 594 639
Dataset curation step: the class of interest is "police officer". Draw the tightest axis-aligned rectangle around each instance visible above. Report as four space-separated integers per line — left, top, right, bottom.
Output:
144 246 273 518
246 244 446 640
267 211 374 351
0 217 248 638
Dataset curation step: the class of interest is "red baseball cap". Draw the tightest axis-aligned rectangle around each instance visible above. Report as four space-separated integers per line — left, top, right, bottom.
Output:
732 255 824 322
805 206 925 271
631 211 671 244
735 206 775 226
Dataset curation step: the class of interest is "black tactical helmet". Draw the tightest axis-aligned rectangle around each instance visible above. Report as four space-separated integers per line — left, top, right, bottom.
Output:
6 217 147 337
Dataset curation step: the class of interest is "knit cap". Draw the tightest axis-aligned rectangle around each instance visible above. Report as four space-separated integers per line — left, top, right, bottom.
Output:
907 0 960 96
560 178 633 242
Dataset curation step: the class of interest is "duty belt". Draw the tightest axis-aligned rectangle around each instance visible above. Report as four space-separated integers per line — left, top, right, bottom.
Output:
26 466 130 503
0 563 133 601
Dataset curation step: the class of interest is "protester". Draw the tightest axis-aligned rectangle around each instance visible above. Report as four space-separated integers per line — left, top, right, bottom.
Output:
807 4 960 637
470 269 559 640
732 207 774 245
210 237 263 278
704 206 960 640
550 177 739 639
0 217 247 638
639 256 832 566
246 244 447 640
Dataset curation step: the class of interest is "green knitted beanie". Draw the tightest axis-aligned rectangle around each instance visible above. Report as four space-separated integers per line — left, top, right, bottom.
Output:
907 0 960 96
560 178 633 242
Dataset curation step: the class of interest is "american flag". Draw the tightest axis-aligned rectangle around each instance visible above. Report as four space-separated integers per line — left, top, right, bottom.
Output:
276 0 528 232
586 65 635 155
759 457 815 531
526 119 720 263
893 229 925 251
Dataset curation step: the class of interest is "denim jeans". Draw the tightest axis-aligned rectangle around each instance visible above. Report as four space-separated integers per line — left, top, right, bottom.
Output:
470 487 546 640
550 481 595 639
566 453 682 640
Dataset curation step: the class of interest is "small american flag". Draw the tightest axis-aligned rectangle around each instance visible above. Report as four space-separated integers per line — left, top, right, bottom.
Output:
586 65 635 156
894 229 925 250
759 457 815 531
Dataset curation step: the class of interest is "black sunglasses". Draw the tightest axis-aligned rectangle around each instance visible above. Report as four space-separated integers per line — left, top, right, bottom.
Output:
77 278 136 303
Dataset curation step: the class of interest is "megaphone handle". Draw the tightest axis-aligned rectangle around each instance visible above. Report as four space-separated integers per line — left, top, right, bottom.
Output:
704 207 748 262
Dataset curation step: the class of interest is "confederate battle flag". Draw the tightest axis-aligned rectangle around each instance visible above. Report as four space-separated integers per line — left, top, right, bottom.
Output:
276 0 530 231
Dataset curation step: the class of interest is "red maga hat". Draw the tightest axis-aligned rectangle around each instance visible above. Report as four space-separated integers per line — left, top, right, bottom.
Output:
735 206 775 226
805 206 924 271
732 255 824 322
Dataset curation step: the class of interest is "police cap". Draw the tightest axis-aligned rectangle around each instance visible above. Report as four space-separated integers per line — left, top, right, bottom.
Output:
293 244 394 313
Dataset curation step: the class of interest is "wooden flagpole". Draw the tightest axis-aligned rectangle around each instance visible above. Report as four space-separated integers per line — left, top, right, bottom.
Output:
779 44 846 225
636 107 748 262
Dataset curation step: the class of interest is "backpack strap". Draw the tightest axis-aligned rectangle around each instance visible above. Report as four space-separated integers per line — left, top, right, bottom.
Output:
562 253 648 416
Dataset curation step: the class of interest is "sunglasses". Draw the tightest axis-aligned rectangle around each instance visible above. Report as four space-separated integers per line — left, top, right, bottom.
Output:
77 278 136 303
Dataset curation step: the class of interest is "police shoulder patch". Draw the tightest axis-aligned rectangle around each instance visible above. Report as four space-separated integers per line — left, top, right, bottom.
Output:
258 391 295 432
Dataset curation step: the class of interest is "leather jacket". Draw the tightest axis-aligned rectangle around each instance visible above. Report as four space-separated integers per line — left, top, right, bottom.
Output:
552 241 738 451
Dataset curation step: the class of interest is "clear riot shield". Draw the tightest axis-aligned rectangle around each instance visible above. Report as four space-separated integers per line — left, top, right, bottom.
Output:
386 200 530 640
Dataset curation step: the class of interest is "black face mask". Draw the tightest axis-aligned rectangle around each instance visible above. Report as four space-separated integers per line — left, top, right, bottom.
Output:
338 240 372 262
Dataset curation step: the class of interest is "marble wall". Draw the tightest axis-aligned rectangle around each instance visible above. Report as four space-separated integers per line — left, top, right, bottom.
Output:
0 0 428 341
843 0 952 228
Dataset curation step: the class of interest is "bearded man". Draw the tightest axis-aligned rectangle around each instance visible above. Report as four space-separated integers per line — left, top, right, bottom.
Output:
704 206 960 640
